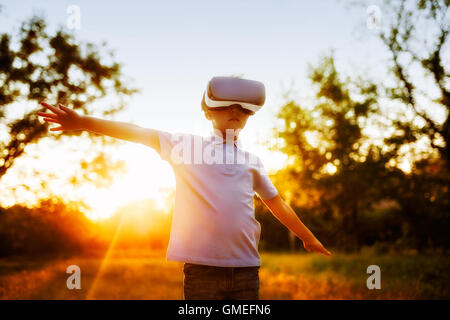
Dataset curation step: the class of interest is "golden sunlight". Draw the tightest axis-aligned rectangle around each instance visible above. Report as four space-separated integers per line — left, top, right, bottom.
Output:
0 142 175 221
77 144 175 221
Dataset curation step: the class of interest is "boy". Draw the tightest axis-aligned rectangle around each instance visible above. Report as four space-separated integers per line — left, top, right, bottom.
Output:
37 76 330 300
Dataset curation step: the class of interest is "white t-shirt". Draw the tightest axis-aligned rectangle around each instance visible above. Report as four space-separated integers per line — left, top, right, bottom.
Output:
156 130 279 267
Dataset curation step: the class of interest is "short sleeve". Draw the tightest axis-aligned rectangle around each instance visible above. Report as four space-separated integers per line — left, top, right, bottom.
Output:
156 130 182 162
253 156 279 200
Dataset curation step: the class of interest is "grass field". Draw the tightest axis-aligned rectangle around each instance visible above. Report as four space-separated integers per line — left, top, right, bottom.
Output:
1 249 449 299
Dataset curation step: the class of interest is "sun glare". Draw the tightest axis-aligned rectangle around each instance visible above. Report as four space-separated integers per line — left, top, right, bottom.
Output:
78 145 175 221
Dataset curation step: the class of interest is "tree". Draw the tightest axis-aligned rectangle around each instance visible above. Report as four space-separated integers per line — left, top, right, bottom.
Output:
272 56 388 251
379 0 449 173
272 0 450 251
374 0 450 249
0 15 137 180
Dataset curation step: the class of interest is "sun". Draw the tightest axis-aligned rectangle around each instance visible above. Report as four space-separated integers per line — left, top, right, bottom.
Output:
74 143 175 221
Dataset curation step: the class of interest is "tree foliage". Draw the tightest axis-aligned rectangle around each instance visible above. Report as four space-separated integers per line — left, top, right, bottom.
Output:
272 56 389 251
269 0 450 251
0 15 137 180
380 0 449 171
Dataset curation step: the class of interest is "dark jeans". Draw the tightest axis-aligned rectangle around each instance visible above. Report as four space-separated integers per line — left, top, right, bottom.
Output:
183 263 260 300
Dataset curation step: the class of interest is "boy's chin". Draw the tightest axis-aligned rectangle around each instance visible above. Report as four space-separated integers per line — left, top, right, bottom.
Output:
213 123 244 131
226 122 244 129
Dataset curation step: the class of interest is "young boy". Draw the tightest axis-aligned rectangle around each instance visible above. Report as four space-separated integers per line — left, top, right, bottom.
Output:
37 76 331 300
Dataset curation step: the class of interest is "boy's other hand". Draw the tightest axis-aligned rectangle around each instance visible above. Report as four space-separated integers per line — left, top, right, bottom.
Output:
302 238 331 256
37 102 84 132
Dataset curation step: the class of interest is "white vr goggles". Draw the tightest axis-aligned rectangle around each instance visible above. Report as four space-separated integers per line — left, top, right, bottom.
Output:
202 76 266 113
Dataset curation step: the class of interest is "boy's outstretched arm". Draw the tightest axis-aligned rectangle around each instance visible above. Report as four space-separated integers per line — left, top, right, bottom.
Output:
37 102 161 152
262 194 331 256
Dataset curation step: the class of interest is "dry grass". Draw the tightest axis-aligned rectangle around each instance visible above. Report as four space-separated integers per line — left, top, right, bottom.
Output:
259 252 449 299
0 249 448 299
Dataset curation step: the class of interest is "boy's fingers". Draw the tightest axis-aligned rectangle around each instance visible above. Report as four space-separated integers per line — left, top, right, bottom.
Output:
43 118 59 124
40 102 65 115
38 112 57 118
58 103 72 113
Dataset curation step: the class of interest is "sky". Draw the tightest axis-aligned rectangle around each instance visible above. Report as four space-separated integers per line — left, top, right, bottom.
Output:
0 0 393 219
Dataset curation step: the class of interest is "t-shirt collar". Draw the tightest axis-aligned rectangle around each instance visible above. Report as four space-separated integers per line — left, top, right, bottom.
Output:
210 130 243 149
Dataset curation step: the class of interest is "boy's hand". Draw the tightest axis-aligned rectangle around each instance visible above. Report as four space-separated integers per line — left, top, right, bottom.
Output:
37 102 84 131
302 237 331 256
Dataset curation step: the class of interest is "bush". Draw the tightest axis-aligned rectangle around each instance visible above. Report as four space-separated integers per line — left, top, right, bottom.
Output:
0 198 96 257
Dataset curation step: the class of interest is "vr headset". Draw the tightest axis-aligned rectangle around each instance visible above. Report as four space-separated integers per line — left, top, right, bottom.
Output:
202 76 266 114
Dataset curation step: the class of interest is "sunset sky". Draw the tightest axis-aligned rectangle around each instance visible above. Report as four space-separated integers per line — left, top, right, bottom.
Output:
0 0 402 220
